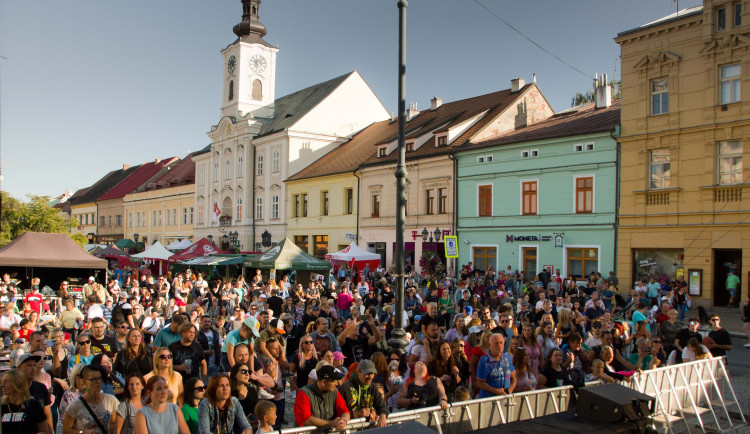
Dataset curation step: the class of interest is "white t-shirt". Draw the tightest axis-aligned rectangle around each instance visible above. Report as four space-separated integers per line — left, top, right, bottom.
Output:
88 304 104 321
65 394 119 434
409 344 429 363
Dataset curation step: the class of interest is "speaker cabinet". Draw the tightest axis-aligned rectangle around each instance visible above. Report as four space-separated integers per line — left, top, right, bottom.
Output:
577 383 655 424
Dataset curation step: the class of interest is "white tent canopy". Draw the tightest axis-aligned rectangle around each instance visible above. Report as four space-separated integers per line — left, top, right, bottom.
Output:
167 239 192 251
325 243 380 263
130 241 173 261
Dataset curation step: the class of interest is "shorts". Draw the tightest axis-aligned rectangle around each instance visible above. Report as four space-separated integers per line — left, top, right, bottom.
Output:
728 287 737 298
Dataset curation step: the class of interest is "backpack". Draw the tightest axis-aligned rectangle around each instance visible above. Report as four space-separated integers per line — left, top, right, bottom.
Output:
111 302 126 325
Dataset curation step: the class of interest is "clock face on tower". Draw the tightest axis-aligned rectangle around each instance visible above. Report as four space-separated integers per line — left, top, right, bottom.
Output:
227 55 236 75
250 54 267 73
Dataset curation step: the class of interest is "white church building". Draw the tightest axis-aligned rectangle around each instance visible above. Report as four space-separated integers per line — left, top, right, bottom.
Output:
193 0 389 251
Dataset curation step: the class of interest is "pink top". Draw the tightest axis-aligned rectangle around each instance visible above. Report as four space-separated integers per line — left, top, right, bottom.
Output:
337 291 353 310
523 341 543 376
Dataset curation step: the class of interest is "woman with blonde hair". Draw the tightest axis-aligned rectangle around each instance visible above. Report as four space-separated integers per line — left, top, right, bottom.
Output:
537 321 559 359
1 369 48 433
469 330 492 397
114 328 153 378
289 335 318 390
144 347 183 405
555 308 573 347
535 312 555 335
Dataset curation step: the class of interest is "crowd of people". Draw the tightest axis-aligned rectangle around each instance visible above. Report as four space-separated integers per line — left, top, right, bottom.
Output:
0 261 742 434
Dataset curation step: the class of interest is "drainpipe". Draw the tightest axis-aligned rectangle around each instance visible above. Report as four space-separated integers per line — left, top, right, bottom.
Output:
251 141 256 251
448 149 458 277
354 168 362 244
612 125 621 276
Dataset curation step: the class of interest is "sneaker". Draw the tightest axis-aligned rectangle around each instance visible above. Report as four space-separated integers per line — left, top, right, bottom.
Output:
258 388 275 399
744 343 750 348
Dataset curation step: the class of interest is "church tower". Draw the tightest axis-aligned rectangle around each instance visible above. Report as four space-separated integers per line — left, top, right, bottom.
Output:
221 0 278 119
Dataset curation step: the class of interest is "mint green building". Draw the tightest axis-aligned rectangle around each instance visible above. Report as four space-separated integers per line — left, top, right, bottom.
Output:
456 100 620 280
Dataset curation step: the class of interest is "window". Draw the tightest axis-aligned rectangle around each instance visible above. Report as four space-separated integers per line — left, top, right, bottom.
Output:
477 156 485 163
575 177 594 213
252 79 263 101
225 160 231 180
322 191 329 216
228 80 234 101
472 247 496 271
116 215 121 226
438 188 448 214
199 168 205 186
651 78 669 115
236 198 243 222
134 212 139 227
649 149 671 189
478 185 492 217
255 197 262 220
345 188 353 214
522 181 537 215
78 215 83 225
313 235 329 258
735 3 742 26
294 235 309 252
521 149 539 158
293 195 299 217
486 155 494 162
378 147 387 157
100 216 106 227
437 136 447 146
237 155 244 178
718 7 727 31
568 248 599 278
272 195 279 219
720 64 741 104
183 208 188 224
372 194 380 217
152 211 156 226
406 141 414 152
157 210 162 225
108 216 112 226
586 143 594 151
272 151 280 172
302 194 308 217
189 207 194 224
198 205 204 224
214 162 219 182
718 140 743 184
425 189 434 215
257 154 263 175
574 144 583 152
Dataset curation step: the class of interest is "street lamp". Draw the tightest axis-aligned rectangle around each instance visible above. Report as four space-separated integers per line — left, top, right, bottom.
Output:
207 234 214 245
261 229 272 248
421 228 429 243
433 227 441 243
133 233 139 243
222 233 229 249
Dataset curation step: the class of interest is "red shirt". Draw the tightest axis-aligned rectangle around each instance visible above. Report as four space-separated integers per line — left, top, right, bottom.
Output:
294 388 349 426
24 292 44 313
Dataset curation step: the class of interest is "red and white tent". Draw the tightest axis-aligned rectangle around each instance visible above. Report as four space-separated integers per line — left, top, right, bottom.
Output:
325 243 380 268
169 238 227 262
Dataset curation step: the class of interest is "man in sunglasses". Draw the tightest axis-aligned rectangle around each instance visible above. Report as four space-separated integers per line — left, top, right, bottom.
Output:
706 315 733 359
675 317 702 364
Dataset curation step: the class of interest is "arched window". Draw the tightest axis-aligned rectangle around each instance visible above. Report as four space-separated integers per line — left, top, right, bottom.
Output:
228 80 234 101
237 197 243 221
252 79 263 101
237 155 244 178
213 162 219 182
225 159 231 180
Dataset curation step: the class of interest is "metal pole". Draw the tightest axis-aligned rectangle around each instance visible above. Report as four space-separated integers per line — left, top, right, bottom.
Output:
388 0 408 354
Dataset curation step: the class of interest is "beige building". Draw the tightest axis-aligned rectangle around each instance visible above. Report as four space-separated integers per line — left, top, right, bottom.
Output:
123 154 198 246
615 0 750 307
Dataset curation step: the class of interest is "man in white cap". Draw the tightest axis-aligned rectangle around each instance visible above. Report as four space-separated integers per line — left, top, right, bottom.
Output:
82 276 97 302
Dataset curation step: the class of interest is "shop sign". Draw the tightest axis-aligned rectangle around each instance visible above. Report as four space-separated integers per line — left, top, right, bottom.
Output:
505 234 552 243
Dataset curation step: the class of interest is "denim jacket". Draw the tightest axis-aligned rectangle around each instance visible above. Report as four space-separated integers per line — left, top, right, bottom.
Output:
198 396 252 434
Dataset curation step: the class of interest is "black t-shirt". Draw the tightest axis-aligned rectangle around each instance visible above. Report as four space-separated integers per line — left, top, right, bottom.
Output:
418 313 445 330
169 340 206 380
284 324 303 360
91 335 118 359
380 291 395 305
341 335 372 363
708 328 732 357
541 366 572 388
29 380 51 407
267 296 283 318
1 398 46 432
676 329 702 348
291 354 317 388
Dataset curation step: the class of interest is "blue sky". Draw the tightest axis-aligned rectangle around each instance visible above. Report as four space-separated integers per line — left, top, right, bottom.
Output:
0 0 701 200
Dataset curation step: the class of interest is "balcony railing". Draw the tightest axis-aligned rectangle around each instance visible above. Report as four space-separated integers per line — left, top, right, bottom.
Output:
714 185 742 202
646 190 670 205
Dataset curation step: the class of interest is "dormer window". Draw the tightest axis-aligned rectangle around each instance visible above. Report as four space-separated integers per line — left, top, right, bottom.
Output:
378 147 387 157
437 135 447 147
406 141 414 152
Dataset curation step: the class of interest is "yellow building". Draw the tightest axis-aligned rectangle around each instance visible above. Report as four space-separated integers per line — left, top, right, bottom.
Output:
123 154 197 246
615 0 750 307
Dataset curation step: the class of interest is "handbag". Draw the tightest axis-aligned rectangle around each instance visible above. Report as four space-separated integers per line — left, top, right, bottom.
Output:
79 396 109 434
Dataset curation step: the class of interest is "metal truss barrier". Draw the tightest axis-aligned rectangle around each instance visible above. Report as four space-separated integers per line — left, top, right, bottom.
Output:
273 385 573 434
589 356 746 433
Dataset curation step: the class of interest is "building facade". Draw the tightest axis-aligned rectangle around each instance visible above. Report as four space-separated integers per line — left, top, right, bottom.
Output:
456 96 620 280
615 0 750 307
192 1 388 252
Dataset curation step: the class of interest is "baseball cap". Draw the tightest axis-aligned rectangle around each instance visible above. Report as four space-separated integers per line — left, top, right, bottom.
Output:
119 291 128 298
242 316 261 337
17 353 42 366
89 276 95 281
464 306 473 316
317 365 344 381
332 351 346 361
358 359 377 375
13 338 23 344
274 318 286 335
469 325 485 334
414 315 422 321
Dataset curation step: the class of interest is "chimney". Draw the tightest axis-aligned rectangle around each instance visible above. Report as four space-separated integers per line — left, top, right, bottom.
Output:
515 98 529 129
430 96 442 110
154 158 161 165
511 78 525 92
595 73 612 109
299 141 313 159
407 101 420 120
122 164 130 170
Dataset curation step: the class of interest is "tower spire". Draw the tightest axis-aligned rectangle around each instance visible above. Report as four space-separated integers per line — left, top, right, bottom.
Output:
233 0 267 39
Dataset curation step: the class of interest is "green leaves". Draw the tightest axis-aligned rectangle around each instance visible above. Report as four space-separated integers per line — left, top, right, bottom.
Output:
0 191 81 248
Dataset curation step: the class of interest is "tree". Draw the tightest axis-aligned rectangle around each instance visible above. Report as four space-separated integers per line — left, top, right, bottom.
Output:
0 191 81 248
570 79 622 107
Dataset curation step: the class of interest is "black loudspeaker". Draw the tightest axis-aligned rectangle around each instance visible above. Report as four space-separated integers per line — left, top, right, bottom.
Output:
577 383 655 424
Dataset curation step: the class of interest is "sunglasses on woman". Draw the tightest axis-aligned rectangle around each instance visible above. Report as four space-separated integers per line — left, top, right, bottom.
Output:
159 354 173 360
193 386 206 392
